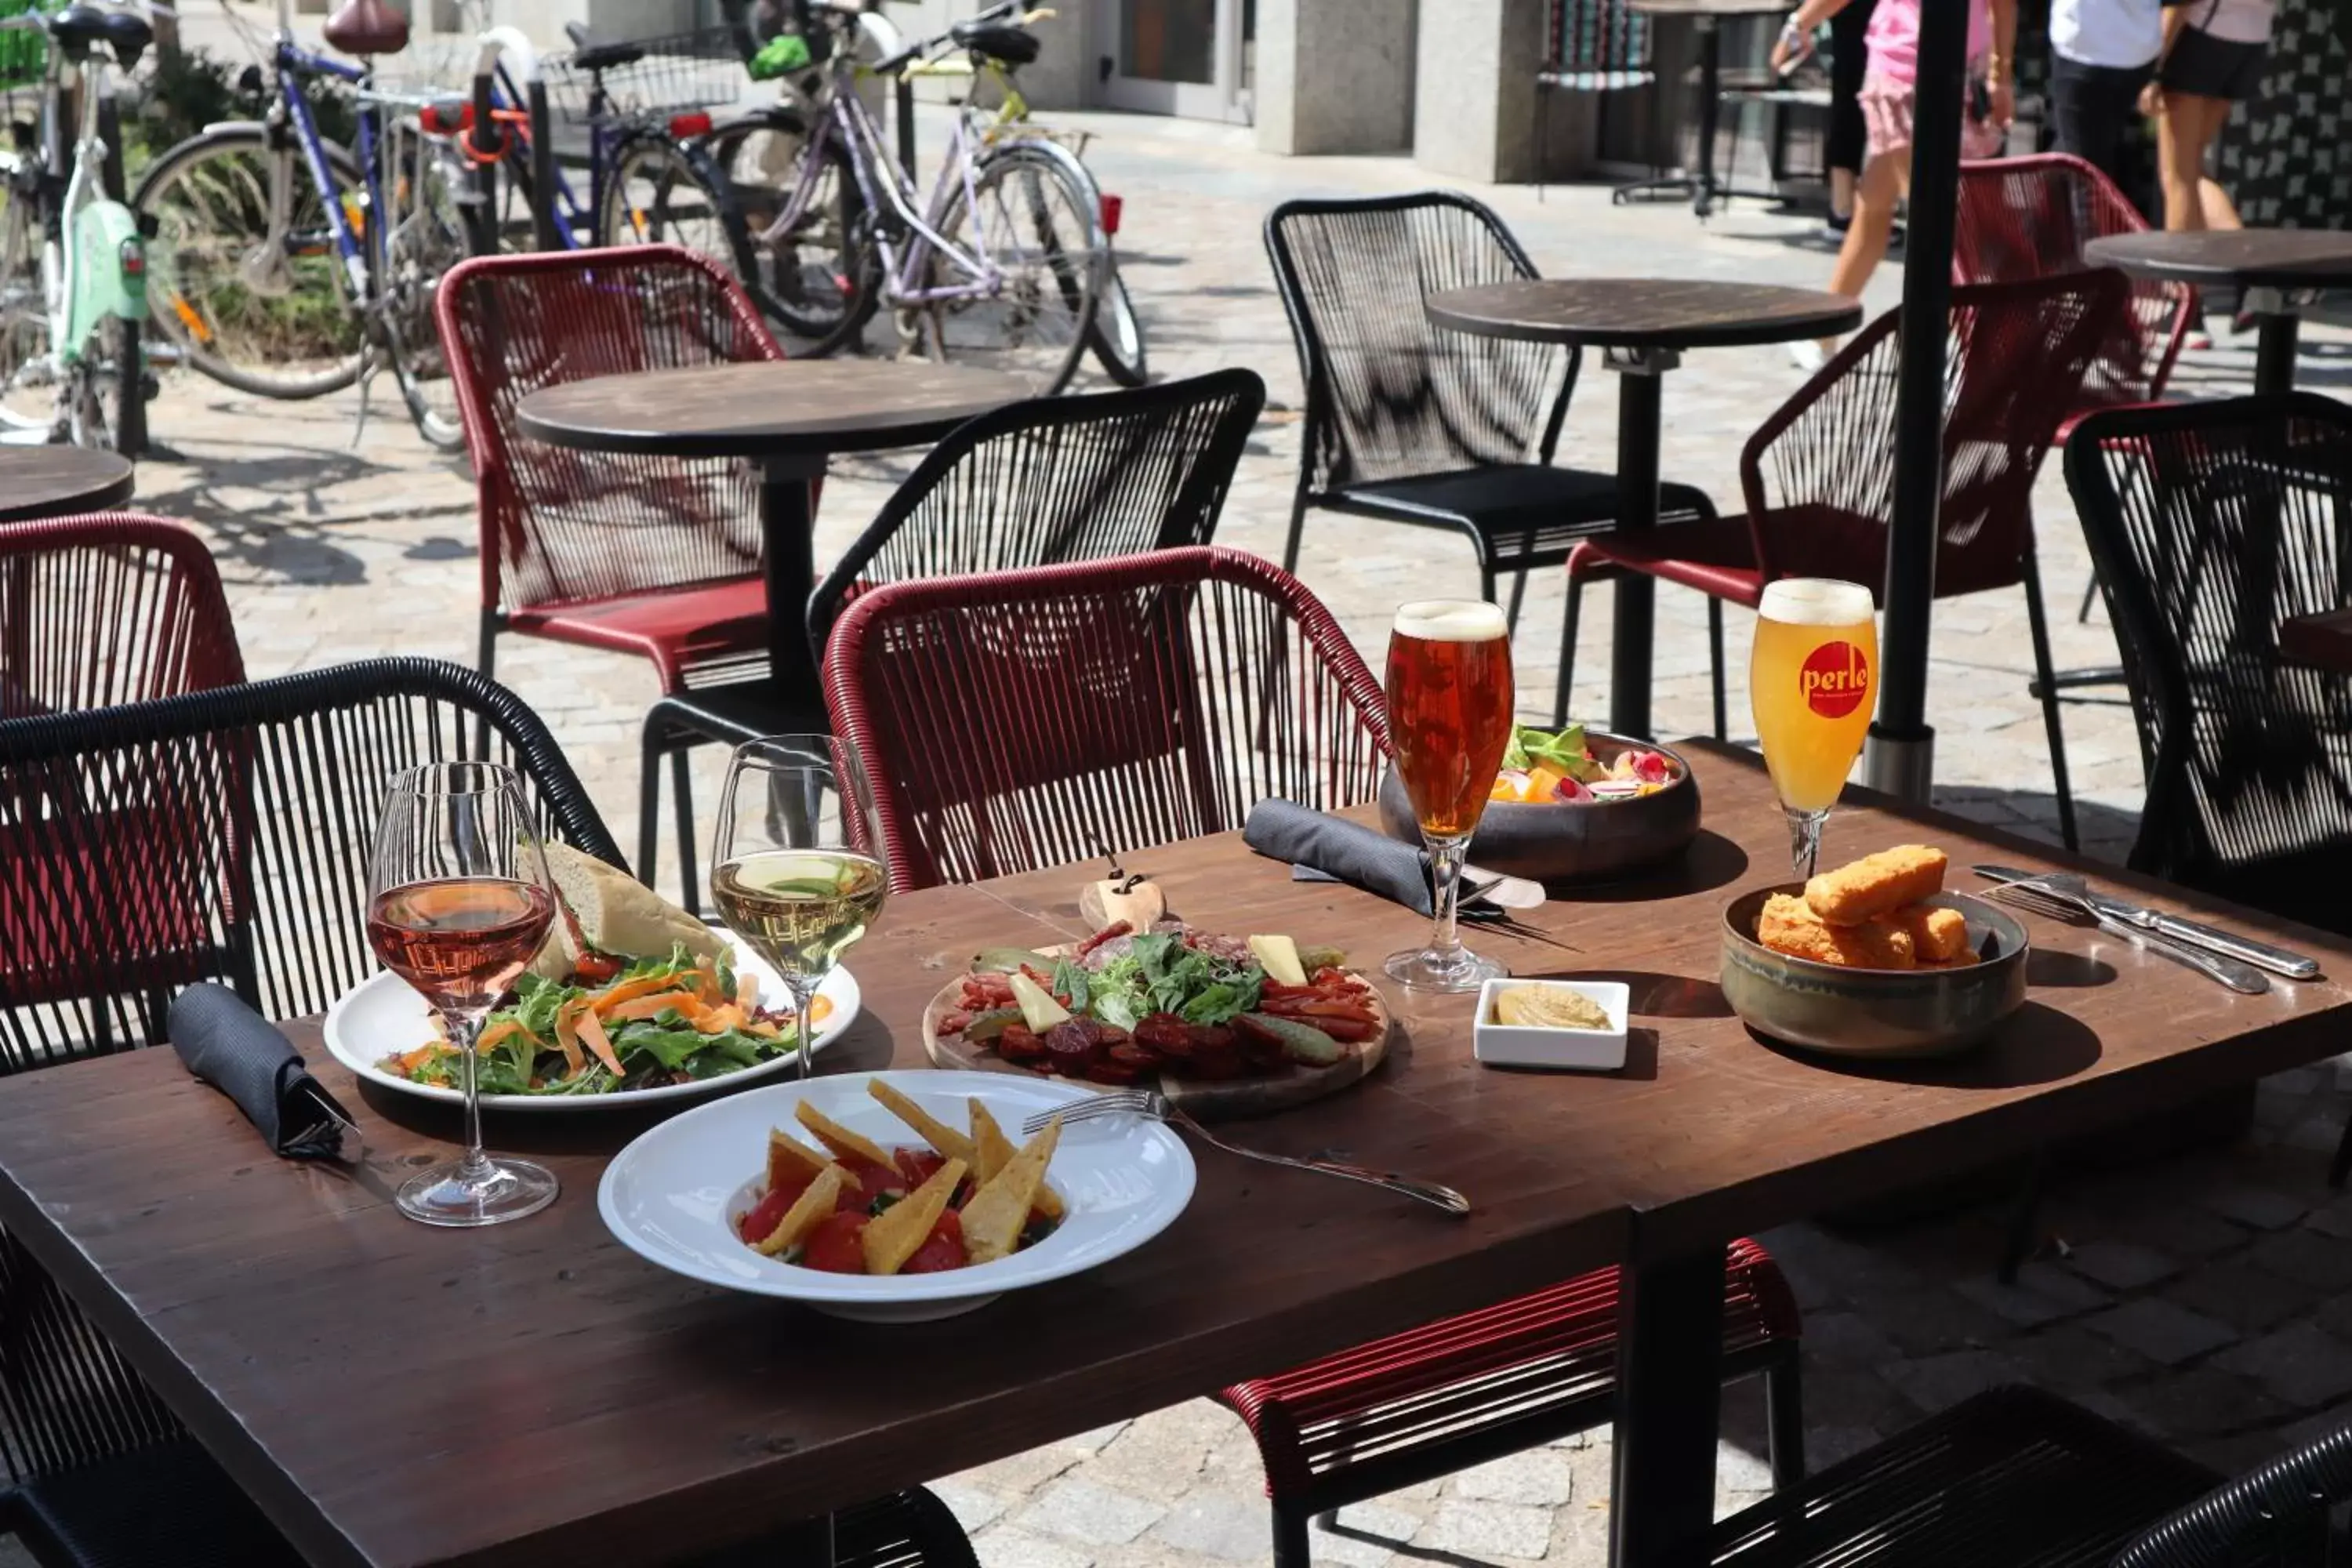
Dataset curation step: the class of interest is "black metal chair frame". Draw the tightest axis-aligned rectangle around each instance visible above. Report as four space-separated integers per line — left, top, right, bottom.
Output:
1264 190 1718 720
638 368 1267 910
2062 391 2352 1191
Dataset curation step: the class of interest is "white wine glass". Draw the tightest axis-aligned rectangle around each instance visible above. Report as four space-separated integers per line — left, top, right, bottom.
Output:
710 736 885 1080
365 761 560 1227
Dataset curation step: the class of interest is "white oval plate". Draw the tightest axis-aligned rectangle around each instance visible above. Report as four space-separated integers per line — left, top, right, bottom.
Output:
598 1069 1196 1322
321 946 861 1112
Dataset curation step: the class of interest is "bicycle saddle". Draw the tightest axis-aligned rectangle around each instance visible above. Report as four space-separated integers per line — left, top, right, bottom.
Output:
46 5 151 67
322 0 410 59
949 20 1038 65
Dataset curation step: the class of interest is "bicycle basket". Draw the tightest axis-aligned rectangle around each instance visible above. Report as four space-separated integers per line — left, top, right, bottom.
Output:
541 24 748 126
0 0 45 93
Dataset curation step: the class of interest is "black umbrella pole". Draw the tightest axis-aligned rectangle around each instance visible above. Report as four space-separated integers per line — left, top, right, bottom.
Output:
1862 0 1968 802
468 70 501 259
528 78 560 252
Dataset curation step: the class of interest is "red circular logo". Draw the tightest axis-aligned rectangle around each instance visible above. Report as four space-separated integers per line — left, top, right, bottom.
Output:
1800 641 1871 718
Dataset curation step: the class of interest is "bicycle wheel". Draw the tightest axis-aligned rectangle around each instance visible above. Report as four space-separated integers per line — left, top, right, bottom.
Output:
706 118 879 353
595 132 757 289
66 314 142 455
0 174 53 437
1088 256 1147 387
132 124 367 399
924 140 1105 396
381 140 469 451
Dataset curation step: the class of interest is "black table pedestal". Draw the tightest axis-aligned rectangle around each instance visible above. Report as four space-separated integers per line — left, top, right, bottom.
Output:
1609 348 1675 740
759 454 828 712
2249 288 2299 397
1610 1247 1726 1568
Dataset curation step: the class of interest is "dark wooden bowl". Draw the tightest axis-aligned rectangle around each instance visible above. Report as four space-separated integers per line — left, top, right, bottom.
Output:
1377 731 1701 885
1719 887 2030 1059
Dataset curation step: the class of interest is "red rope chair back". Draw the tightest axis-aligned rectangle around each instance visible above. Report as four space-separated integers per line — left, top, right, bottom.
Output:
1954 154 2190 418
824 547 1391 892
0 513 242 720
1265 192 1573 494
435 245 782 619
1740 271 2130 597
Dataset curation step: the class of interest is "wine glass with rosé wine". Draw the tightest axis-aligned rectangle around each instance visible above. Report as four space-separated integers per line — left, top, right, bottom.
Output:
1384 599 1516 993
366 761 560 1227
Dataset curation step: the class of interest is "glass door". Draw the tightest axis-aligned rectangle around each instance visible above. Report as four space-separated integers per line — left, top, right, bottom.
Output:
1098 0 1254 123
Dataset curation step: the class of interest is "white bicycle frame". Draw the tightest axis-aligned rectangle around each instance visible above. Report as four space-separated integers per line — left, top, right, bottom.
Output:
0 15 118 379
764 41 1010 308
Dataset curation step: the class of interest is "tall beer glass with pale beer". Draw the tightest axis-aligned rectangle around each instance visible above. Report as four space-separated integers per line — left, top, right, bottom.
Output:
1385 601 1515 992
1750 579 1878 877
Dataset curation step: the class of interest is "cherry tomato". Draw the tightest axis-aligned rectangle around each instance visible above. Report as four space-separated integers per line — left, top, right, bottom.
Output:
845 1159 902 1213
572 952 622 985
901 1209 966 1274
895 1149 946 1190
737 1172 815 1245
801 1211 870 1273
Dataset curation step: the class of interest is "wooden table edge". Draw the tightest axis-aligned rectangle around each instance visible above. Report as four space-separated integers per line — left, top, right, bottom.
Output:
1422 285 1865 351
0 454 136 523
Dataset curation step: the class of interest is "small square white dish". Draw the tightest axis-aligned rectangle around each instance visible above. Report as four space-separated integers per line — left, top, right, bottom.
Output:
1473 978 1630 1071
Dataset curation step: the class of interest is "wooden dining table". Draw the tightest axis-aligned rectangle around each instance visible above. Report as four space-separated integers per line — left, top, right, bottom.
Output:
2 747 2347 1568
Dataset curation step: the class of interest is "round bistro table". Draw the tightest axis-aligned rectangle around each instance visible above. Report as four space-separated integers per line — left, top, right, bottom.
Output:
0 445 135 523
1425 278 1862 738
2085 229 2352 395
516 359 1029 720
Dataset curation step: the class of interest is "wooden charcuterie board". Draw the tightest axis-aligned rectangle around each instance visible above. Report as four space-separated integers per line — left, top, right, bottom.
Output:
920 949 1390 1123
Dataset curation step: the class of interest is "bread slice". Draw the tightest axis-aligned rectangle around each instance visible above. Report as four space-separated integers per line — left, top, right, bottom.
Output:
528 840 725 978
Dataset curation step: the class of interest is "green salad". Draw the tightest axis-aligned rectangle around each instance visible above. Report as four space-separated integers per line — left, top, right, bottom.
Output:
382 943 818 1096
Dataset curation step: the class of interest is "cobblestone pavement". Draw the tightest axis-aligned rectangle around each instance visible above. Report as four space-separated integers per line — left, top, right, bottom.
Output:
95 99 2352 1568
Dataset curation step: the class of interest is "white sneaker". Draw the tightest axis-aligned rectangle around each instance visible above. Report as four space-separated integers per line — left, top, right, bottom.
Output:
1788 339 1828 372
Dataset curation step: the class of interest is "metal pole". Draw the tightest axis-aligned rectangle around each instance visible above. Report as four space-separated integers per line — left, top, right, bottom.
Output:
527 78 559 252
468 67 500 258
1860 0 1968 803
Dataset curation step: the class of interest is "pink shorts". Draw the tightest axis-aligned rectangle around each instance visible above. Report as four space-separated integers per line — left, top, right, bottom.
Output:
1859 71 2008 162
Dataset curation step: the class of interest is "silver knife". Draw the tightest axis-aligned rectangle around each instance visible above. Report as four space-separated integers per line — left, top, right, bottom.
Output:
1974 865 2320 980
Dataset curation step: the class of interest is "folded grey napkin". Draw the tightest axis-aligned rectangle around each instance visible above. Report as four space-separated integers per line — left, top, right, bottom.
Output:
1243 800 1434 917
170 983 354 1159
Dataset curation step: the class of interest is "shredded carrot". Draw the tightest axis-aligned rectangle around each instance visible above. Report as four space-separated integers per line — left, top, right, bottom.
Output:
735 970 758 1009
477 1019 524 1055
591 975 681 1014
575 1008 625 1076
552 1000 587 1078
601 991 697 1024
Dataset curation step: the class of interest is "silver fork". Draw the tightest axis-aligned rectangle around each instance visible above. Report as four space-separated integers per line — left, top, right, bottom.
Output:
1991 884 2269 994
1025 1091 1472 1217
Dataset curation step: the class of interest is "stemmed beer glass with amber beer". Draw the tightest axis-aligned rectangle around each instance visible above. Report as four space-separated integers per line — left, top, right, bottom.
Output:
1750 579 1878 877
1385 601 1515 993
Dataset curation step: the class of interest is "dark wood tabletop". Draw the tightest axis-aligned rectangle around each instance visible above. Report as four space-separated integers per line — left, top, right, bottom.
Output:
514 361 1033 463
0 445 135 523
2084 229 2352 290
1425 278 1863 350
5 747 2349 1567
2280 608 2352 673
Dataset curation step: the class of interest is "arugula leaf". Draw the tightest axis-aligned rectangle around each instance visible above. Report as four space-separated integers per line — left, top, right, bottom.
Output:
1051 955 1092 1015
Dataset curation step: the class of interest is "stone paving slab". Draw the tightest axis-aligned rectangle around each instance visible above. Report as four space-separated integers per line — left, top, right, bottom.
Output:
63 72 2352 1568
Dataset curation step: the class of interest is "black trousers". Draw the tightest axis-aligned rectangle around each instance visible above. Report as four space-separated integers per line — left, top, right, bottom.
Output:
2049 53 2153 190
1826 0 1877 176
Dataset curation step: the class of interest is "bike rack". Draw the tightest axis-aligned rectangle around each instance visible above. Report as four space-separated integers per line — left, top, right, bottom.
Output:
468 24 558 253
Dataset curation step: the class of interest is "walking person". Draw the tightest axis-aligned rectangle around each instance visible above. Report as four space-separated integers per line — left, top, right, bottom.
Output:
1772 0 2016 368
1823 0 1879 235
2143 0 2274 337
2144 0 2273 232
2046 0 2164 198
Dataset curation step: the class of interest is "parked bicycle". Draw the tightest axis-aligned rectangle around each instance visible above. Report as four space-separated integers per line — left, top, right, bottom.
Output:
130 0 473 447
0 0 151 453
710 0 1108 394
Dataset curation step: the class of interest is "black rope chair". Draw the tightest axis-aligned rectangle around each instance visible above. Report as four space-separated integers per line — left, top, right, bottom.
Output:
641 368 1267 909
2063 394 2352 1181
1707 1385 2222 1566
0 660 974 1568
1263 191 1718 717
2113 1414 2352 1566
